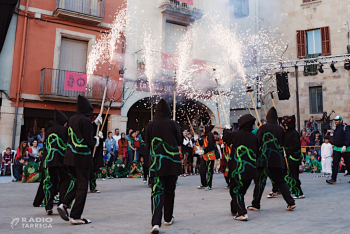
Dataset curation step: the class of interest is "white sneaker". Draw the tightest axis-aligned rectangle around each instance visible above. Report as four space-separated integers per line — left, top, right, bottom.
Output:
102 178 106 181
234 214 248 221
164 216 174 226
293 195 305 199
150 225 160 233
266 192 279 198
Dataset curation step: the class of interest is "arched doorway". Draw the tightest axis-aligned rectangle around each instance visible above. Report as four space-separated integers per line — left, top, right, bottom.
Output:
126 96 214 134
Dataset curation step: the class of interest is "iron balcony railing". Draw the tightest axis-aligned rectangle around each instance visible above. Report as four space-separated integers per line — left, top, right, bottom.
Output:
40 68 106 100
56 0 105 18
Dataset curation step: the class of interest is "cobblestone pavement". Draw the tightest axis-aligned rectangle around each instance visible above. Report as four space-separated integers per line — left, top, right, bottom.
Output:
0 173 349 233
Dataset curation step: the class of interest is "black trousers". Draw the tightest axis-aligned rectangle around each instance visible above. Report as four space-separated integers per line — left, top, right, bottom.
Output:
144 165 149 181
199 160 214 188
225 175 230 186
151 175 177 227
62 166 90 219
230 179 252 216
288 164 303 196
33 176 45 206
44 166 72 211
252 167 294 209
332 151 350 181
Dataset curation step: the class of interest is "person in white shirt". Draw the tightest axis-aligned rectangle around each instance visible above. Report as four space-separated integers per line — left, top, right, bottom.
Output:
321 136 333 174
113 128 121 152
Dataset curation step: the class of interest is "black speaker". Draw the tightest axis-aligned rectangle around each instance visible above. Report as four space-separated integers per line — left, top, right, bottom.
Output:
276 72 290 100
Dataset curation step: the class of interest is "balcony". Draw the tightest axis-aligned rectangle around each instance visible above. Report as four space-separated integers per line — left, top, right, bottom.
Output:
40 68 106 104
54 0 105 25
160 0 203 24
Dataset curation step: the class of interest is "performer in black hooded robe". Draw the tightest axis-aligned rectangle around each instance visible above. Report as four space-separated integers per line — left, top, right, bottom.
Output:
145 99 182 234
42 110 73 215
57 95 101 225
198 125 216 190
282 115 304 199
248 107 295 211
223 114 258 221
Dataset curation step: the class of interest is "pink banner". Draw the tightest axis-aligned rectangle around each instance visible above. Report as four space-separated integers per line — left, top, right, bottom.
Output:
161 53 178 71
178 0 193 5
64 71 87 92
191 58 206 73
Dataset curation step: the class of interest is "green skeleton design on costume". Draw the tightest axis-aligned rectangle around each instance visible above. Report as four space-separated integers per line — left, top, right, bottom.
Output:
254 132 283 200
43 133 67 205
67 127 90 155
149 137 180 216
230 145 256 209
284 149 302 196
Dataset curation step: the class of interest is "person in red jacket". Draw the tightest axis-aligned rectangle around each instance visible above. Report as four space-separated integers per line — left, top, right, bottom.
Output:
300 130 310 147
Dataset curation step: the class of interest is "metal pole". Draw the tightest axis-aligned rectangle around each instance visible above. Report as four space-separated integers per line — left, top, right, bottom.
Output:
295 66 301 133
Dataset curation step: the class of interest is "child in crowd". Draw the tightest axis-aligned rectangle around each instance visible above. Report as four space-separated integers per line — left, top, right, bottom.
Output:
2 147 13 175
13 157 25 181
113 158 128 178
313 150 321 162
307 154 322 173
321 136 333 175
22 159 41 183
305 151 312 164
128 160 143 178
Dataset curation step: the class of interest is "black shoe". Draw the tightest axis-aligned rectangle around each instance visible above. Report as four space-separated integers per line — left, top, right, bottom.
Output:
344 173 350 177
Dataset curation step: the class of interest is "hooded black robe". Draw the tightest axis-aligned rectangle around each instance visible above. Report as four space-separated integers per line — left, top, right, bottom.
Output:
256 107 285 169
64 95 96 169
283 115 302 167
43 110 68 168
145 99 182 177
223 114 258 181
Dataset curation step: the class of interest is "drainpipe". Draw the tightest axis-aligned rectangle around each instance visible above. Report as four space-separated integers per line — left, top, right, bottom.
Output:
12 0 29 149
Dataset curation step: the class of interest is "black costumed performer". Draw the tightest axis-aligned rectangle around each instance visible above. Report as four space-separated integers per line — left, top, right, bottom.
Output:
89 120 104 193
145 99 182 234
223 114 258 221
197 125 216 190
248 107 296 211
42 110 73 215
57 95 103 224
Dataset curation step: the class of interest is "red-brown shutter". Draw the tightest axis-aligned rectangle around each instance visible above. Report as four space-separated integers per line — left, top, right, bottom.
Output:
321 26 331 56
296 30 306 58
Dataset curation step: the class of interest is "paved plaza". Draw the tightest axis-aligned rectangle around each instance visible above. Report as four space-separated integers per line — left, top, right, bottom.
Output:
0 173 349 234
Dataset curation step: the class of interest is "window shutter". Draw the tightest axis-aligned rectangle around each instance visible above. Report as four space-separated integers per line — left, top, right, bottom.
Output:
321 26 331 56
296 30 306 58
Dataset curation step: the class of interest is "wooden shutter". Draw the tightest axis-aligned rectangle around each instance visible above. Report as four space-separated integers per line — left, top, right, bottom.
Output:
59 38 88 73
321 26 331 56
296 30 306 58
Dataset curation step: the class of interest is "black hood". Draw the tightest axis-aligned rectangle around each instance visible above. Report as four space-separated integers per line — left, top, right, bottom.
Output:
266 107 278 124
155 99 171 119
54 109 68 125
204 125 214 134
238 114 256 131
76 95 93 116
283 115 296 130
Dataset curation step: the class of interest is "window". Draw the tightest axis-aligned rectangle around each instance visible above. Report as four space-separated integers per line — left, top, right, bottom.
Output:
296 27 331 58
306 30 321 55
309 87 323 114
233 0 249 18
59 37 88 73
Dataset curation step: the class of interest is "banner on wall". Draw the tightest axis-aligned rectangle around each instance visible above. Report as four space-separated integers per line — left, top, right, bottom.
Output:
64 71 87 92
178 0 193 5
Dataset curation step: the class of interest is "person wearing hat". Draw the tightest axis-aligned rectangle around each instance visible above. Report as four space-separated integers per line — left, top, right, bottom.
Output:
326 115 350 184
